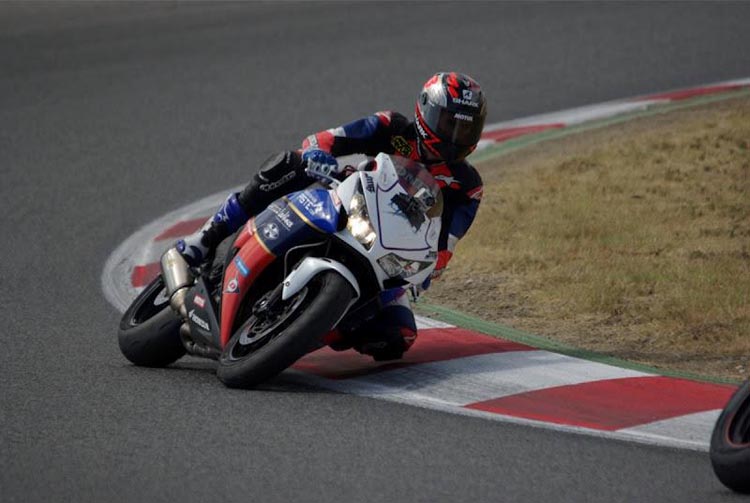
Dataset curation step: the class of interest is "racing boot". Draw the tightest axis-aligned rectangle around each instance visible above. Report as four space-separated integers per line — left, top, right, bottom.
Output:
175 192 249 267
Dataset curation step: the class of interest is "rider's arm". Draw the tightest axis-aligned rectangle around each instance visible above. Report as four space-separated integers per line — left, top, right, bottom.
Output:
301 111 402 157
433 164 483 280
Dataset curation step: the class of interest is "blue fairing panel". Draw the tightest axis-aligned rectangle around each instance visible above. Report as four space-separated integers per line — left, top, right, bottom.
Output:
286 189 340 234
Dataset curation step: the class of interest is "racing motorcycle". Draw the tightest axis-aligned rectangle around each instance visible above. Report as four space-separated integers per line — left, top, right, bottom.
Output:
118 153 442 388
710 379 750 493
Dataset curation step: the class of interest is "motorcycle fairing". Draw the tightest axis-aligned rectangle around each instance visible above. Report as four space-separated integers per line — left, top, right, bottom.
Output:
220 223 276 347
219 190 341 348
285 188 340 234
184 278 221 348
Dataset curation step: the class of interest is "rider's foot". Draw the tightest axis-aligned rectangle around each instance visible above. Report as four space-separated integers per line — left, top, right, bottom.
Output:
175 237 208 267
324 327 410 361
175 192 249 267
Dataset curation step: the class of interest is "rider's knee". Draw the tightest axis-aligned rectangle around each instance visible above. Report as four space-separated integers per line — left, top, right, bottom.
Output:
238 151 305 215
400 326 418 350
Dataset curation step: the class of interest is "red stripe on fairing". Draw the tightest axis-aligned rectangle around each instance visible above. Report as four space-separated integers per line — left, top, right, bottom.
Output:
153 218 207 241
131 263 161 287
292 327 534 379
465 376 736 431
220 224 276 347
640 84 747 102
481 124 565 143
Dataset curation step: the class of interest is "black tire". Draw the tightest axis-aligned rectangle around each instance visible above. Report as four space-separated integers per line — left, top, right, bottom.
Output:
710 380 750 493
118 275 186 367
217 271 355 389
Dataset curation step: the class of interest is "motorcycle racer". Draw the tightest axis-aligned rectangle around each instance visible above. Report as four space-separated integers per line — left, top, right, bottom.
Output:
176 72 487 361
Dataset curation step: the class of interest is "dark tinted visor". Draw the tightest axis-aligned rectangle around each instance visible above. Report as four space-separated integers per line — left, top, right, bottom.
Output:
421 106 485 147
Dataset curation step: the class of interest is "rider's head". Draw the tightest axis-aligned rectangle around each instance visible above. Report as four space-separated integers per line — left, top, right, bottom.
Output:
414 72 487 164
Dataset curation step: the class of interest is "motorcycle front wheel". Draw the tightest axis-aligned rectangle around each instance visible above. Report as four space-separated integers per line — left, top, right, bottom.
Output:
216 271 355 389
710 380 750 493
118 274 186 367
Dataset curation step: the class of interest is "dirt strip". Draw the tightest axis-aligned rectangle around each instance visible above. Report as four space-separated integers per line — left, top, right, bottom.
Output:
427 95 750 381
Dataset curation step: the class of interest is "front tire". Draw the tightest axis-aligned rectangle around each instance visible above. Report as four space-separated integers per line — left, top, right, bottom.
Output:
710 380 750 493
118 275 186 367
217 271 354 389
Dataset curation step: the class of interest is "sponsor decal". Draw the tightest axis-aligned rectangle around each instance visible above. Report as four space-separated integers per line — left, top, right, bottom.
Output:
234 256 250 277
188 309 210 331
193 294 206 309
262 223 280 240
415 117 429 139
296 193 327 218
391 135 413 157
269 203 295 229
259 171 296 192
390 193 426 231
364 174 375 193
225 275 240 294
454 113 474 122
434 174 461 188
462 89 473 100
452 97 479 108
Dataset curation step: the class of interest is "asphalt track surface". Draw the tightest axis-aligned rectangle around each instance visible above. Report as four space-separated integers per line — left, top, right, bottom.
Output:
3 3 750 502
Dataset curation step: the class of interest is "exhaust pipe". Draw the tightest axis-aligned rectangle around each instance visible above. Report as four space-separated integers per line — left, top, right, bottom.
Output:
161 248 194 318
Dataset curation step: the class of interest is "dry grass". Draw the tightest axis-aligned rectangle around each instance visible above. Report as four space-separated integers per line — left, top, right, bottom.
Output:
427 96 750 381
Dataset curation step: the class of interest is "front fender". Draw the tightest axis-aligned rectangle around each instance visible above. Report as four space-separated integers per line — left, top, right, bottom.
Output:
282 257 360 301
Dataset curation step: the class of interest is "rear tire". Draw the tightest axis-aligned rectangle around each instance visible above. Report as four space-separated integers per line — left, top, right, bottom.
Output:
118 275 186 367
217 271 354 389
710 380 750 493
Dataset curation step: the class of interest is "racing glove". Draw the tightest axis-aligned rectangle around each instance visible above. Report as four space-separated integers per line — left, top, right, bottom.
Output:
410 250 452 300
302 149 340 182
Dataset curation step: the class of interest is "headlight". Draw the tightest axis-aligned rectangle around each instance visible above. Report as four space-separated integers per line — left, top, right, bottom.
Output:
346 193 376 249
377 253 434 278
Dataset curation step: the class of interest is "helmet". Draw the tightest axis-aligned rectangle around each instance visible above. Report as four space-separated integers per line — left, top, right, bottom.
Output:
415 72 487 163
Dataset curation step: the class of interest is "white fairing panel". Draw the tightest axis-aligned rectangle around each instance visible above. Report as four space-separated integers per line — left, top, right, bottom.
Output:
375 173 440 252
334 153 441 289
282 257 360 301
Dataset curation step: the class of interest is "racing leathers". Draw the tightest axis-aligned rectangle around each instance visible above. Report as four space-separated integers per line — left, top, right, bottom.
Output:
178 111 483 361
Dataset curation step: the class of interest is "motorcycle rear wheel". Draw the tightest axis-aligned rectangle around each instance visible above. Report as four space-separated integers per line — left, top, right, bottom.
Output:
217 271 354 389
118 275 186 367
710 380 750 493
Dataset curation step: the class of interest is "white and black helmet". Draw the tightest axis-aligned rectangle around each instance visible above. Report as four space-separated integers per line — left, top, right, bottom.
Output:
414 72 487 163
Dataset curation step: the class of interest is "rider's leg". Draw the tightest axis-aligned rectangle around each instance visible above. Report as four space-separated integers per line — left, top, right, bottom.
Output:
332 290 418 361
176 192 248 266
176 151 308 266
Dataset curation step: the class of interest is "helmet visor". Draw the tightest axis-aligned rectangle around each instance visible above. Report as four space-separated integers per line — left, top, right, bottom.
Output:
421 105 485 147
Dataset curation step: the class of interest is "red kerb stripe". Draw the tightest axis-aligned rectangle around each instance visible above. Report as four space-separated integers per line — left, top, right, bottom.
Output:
641 84 745 102
293 327 534 379
131 263 161 288
481 124 565 143
465 376 736 431
153 218 207 241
